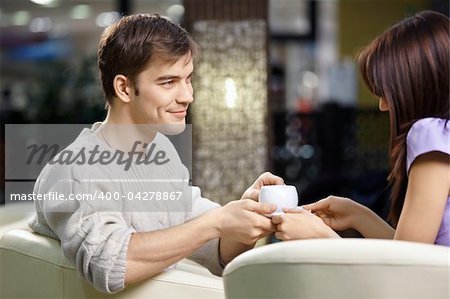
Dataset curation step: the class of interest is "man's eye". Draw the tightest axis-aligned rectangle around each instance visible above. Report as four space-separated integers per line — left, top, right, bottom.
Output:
186 75 193 83
161 81 175 87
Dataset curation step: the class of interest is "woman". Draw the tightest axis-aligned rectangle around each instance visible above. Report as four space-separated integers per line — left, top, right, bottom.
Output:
272 10 450 246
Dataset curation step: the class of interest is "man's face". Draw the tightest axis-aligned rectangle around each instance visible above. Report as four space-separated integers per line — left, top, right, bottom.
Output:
128 53 194 126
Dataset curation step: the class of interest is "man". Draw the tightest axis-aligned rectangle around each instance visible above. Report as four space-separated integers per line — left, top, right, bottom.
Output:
29 14 283 293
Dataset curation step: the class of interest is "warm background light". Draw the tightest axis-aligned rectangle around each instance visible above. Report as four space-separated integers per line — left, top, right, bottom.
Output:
191 19 268 204
224 78 237 109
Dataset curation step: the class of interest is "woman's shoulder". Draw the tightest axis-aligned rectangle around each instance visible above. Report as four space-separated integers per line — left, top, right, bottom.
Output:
409 117 449 131
406 117 450 171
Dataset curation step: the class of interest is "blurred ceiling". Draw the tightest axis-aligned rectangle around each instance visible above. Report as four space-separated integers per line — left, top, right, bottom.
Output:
0 0 312 64
0 0 183 49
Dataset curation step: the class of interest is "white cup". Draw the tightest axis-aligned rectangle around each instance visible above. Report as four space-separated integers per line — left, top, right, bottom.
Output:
258 185 299 216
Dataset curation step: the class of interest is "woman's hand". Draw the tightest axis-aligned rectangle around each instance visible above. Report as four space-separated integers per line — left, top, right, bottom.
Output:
271 209 340 241
301 196 363 232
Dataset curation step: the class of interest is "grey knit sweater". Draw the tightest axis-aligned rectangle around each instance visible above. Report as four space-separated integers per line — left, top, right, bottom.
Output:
29 123 223 293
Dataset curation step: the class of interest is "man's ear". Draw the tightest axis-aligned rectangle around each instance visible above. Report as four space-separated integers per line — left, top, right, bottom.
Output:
113 74 133 103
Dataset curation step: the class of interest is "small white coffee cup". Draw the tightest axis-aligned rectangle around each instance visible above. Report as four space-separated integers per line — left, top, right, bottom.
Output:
258 185 299 216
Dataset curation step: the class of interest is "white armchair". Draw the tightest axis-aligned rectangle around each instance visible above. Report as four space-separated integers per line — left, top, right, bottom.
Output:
0 228 224 299
223 239 450 299
0 204 224 299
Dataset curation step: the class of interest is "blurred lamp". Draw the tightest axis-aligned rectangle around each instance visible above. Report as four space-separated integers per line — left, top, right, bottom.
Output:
70 5 92 20
224 78 237 109
30 0 58 7
12 11 30 26
96 12 120 27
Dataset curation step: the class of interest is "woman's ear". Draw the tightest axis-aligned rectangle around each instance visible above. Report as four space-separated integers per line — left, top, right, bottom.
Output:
113 74 133 103
379 97 389 111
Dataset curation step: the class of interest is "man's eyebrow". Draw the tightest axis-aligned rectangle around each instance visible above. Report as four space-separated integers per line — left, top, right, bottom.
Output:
155 75 180 81
155 71 194 81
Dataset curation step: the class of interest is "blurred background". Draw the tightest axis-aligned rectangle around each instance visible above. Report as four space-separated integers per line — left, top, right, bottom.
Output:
1 0 448 222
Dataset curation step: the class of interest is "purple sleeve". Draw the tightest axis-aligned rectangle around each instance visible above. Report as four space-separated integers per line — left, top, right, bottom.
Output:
406 118 450 173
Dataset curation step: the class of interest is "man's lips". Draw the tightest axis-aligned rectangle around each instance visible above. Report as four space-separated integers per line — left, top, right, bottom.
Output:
169 110 187 118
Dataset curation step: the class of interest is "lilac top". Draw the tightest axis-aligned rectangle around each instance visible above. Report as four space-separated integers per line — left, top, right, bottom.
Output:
406 118 450 246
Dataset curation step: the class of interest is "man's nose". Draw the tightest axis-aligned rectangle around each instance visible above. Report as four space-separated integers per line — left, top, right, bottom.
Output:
177 83 194 104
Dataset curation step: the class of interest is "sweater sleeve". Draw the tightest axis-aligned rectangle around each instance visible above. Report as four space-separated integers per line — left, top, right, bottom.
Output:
154 133 225 276
35 163 135 293
185 185 224 276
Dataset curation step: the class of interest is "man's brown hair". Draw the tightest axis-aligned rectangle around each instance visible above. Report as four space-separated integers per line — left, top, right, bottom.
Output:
97 14 198 106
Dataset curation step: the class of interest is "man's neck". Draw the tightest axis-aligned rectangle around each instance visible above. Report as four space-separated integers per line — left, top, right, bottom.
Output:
98 107 157 153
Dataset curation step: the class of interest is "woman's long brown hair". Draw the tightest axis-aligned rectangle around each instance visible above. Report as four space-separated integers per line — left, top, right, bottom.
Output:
357 11 449 226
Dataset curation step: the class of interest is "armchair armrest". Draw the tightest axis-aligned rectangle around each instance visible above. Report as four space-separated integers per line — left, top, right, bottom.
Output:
0 229 224 299
223 239 450 299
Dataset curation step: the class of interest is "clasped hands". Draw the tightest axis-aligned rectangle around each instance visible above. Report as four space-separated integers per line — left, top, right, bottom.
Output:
218 172 362 246
271 195 363 240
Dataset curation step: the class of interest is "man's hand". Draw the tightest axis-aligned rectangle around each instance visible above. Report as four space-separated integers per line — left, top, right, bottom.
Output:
211 199 277 245
241 172 284 201
213 199 277 264
217 172 283 265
